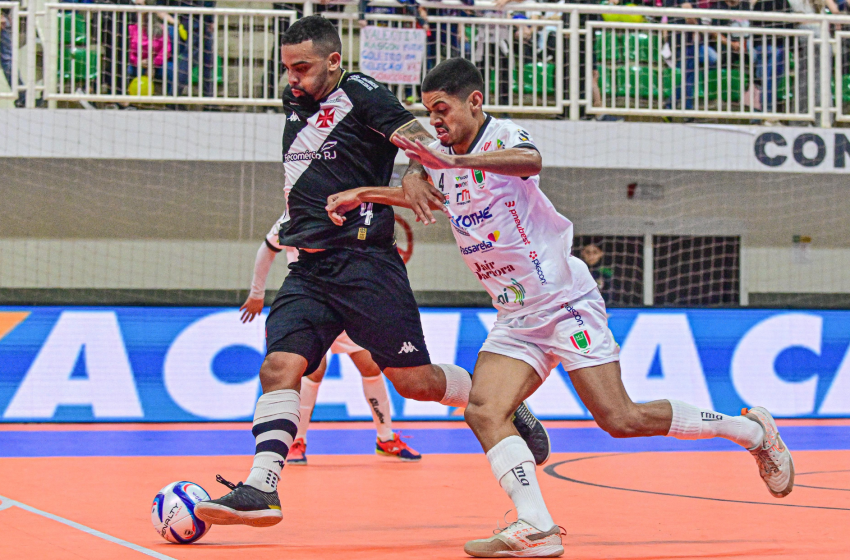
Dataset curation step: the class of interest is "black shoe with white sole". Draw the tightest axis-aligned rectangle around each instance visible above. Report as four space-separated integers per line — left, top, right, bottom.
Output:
512 402 551 466
194 475 282 528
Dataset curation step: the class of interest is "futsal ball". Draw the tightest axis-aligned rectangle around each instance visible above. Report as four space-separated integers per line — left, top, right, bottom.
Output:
151 481 211 544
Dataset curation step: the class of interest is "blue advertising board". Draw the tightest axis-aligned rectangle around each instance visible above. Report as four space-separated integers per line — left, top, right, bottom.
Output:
0 306 848 421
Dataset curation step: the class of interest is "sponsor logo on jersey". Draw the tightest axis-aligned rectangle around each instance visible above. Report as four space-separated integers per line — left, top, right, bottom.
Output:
483 141 492 151
456 189 471 205
455 175 469 189
451 206 493 232
487 231 500 242
496 139 505 150
284 140 338 163
561 303 584 326
528 251 547 285
518 130 531 142
473 260 516 281
497 278 526 307
357 227 367 240
473 169 486 188
570 330 592 353
316 107 335 128
288 112 299 122
349 74 379 90
505 201 531 245
460 240 494 255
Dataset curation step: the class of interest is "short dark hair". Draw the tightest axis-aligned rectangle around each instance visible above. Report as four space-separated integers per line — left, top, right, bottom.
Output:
281 15 342 57
421 58 484 99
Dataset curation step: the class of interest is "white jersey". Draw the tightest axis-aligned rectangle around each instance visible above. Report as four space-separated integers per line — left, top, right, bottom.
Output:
424 115 596 319
265 212 300 263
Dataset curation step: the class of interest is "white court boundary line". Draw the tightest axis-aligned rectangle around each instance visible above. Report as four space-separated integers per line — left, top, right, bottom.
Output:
0 494 176 560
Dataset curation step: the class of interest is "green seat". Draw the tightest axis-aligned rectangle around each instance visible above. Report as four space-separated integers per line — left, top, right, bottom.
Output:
700 68 748 101
519 62 555 95
59 11 88 47
843 75 850 103
594 30 625 64
59 47 98 83
191 55 225 86
598 65 681 100
627 33 661 63
488 62 556 97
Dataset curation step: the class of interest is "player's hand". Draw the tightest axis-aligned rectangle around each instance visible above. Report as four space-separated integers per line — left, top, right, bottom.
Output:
402 174 446 225
239 297 264 323
395 136 457 170
326 189 363 226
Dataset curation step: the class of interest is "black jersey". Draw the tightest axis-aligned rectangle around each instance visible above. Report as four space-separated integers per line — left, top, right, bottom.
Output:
278 71 416 250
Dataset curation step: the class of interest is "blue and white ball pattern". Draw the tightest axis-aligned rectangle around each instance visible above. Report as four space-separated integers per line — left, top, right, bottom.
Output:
151 481 211 544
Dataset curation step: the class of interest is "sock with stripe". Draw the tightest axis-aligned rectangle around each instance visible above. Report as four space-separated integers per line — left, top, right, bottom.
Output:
666 399 764 450
487 435 555 531
245 389 300 493
361 374 394 442
295 377 320 442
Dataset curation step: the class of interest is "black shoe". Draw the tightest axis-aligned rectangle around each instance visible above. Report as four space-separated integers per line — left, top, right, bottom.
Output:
512 402 551 466
194 475 282 527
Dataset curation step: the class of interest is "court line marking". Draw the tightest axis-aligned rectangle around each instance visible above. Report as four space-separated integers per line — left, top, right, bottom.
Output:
543 454 850 512
0 494 177 559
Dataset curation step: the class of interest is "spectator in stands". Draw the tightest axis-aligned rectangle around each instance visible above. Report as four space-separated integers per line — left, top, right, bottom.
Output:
100 0 138 98
127 8 183 95
158 0 217 100
747 0 796 115
789 0 841 123
580 242 614 303
663 0 720 113
0 4 25 106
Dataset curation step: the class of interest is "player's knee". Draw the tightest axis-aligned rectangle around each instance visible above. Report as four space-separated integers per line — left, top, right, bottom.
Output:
259 352 306 392
464 402 511 434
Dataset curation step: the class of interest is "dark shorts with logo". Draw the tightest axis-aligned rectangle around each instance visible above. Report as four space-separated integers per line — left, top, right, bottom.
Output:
265 247 431 374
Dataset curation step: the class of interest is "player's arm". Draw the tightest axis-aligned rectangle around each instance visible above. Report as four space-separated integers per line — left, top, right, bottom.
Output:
240 241 279 323
389 120 447 225
396 136 542 177
325 186 443 227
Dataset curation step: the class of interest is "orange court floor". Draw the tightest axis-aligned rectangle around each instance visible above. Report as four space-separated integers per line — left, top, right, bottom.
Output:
0 421 847 560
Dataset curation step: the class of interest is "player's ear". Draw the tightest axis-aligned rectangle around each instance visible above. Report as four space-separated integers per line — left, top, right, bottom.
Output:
327 51 341 72
468 90 484 114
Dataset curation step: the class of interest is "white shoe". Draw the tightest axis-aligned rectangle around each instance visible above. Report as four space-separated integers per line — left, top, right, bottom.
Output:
464 519 564 558
743 406 795 498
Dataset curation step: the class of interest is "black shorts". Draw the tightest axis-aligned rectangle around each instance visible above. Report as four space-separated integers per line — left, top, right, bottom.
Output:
265 247 431 374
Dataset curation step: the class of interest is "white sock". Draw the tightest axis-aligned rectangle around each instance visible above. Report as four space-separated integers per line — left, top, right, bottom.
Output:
667 399 764 450
438 363 472 408
295 377 320 442
361 374 394 442
245 389 300 493
487 436 555 531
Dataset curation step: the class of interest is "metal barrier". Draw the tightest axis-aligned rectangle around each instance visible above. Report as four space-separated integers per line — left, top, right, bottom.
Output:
0 1 20 101
44 3 296 105
5 0 850 125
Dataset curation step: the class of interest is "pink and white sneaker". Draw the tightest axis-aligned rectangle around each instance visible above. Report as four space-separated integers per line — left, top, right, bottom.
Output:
743 406 795 498
464 519 564 558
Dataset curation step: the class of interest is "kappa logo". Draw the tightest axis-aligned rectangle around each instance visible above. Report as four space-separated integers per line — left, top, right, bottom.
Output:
398 341 418 354
316 107 335 128
288 112 299 122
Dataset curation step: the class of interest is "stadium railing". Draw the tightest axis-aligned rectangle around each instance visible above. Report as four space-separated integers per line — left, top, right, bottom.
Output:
6 0 850 126
0 1 21 102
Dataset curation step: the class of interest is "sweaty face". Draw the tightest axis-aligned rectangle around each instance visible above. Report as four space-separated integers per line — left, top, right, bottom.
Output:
282 40 338 102
422 90 480 148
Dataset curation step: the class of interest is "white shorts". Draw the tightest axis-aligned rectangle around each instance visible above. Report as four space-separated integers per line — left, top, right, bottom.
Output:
329 331 364 355
480 288 620 380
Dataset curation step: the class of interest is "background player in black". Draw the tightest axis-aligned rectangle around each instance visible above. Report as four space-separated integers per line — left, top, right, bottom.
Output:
194 16 550 530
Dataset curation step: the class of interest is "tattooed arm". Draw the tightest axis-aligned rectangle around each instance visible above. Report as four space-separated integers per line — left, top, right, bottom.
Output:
390 120 446 225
